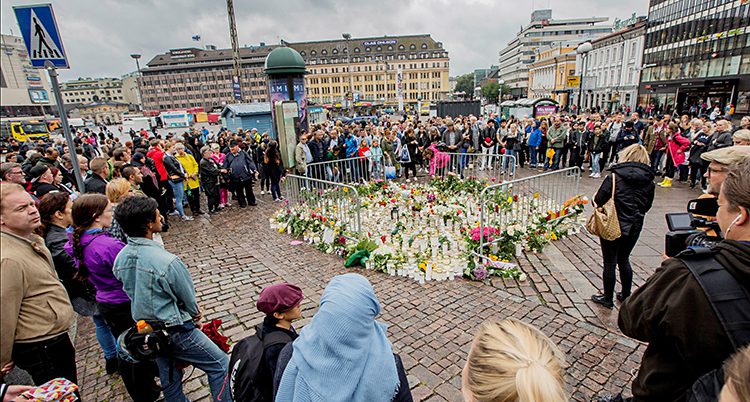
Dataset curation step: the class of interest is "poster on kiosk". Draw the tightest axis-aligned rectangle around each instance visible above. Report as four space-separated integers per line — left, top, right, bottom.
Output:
275 101 299 171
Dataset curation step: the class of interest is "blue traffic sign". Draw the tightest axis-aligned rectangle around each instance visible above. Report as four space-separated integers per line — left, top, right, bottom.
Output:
13 4 69 69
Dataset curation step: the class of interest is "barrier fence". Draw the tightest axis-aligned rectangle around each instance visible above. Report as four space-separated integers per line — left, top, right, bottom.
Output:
284 174 362 236
306 152 516 186
478 167 582 253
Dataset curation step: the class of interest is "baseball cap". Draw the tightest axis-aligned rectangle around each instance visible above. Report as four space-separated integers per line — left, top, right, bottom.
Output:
256 283 303 314
701 145 750 165
29 165 49 182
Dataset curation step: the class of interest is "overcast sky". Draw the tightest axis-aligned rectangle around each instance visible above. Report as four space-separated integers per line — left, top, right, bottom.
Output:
2 0 647 82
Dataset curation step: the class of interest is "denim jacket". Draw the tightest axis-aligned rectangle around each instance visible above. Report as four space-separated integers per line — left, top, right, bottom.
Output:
113 237 199 326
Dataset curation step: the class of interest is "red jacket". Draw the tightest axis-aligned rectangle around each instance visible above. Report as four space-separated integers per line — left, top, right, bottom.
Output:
667 132 690 166
147 147 168 182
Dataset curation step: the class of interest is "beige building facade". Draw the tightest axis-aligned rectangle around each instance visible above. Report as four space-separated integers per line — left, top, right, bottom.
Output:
528 45 578 107
289 34 450 108
0 34 56 118
70 101 130 125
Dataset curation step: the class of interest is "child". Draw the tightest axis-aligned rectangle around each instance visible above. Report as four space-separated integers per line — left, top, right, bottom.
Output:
255 283 303 401
357 140 372 182
370 139 384 180
425 143 449 178
210 143 229 207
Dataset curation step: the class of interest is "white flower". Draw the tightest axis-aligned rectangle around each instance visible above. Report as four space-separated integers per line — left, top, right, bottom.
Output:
507 226 515 237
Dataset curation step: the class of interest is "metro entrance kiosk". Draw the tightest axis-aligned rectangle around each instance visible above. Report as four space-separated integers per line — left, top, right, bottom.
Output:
14 4 85 191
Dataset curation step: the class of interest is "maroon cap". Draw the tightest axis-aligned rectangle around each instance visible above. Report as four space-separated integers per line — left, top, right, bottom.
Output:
256 283 303 314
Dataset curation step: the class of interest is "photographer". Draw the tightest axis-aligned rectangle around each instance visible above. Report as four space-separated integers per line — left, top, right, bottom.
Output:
618 158 750 402
701 146 750 196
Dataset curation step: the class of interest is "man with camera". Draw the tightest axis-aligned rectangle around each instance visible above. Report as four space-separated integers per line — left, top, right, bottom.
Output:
618 158 750 402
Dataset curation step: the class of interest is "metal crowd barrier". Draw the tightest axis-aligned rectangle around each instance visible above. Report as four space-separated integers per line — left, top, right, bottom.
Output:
434 152 516 182
306 151 516 185
478 167 581 252
307 155 385 185
284 174 362 236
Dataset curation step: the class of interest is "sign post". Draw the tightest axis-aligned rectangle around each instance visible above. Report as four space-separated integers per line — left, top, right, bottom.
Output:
14 4 85 192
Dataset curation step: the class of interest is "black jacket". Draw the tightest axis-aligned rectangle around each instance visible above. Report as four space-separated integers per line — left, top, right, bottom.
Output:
44 225 94 301
259 317 298 402
594 162 655 236
31 182 60 199
199 157 222 186
273 343 413 402
84 173 107 194
619 241 750 402
163 153 185 182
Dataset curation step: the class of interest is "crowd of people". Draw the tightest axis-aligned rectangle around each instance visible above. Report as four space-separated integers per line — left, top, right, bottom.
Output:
1 109 749 402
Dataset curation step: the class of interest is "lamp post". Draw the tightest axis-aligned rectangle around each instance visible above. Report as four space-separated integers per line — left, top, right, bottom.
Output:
342 33 354 116
130 53 143 111
576 42 593 113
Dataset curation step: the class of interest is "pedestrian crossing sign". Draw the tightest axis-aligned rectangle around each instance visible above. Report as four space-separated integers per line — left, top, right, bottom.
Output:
13 4 69 68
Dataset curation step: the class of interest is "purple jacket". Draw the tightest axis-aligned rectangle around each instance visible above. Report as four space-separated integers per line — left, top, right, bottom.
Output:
64 229 130 304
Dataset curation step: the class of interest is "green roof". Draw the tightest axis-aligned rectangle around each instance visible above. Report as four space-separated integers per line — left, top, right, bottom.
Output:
264 47 306 75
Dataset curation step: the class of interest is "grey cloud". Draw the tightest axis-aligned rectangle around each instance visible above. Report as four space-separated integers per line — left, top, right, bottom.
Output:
1 0 646 81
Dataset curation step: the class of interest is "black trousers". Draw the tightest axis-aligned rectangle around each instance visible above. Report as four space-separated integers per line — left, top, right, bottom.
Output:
403 162 417 179
98 302 160 402
159 180 174 213
599 227 641 301
204 182 220 212
232 179 256 207
186 187 201 214
13 333 77 387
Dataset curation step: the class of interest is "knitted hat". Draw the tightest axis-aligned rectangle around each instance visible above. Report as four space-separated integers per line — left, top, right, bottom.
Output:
257 283 303 314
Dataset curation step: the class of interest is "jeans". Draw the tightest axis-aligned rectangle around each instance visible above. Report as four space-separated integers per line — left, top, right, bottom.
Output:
599 228 641 301
13 333 77 387
169 180 186 217
528 146 538 166
591 152 602 175
550 148 563 170
270 178 282 200
155 323 231 402
503 149 515 171
92 314 117 360
650 149 664 172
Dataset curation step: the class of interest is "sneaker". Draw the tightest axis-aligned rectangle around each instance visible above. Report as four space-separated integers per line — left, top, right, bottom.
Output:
589 173 594 177
169 211 179 216
181 215 194 221
261 190 266 195
591 294 614 308
593 173 601 178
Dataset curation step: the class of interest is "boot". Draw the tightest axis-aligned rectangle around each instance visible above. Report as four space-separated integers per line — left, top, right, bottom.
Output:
659 177 673 188
591 294 614 308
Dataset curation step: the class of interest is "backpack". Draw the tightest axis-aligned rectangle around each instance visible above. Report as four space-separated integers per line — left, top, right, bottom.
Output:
678 248 750 402
228 325 293 402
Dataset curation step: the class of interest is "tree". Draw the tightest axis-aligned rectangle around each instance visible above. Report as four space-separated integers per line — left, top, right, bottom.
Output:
482 82 500 104
454 73 474 98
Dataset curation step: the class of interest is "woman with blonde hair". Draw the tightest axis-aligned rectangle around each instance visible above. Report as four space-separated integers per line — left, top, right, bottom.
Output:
590 144 655 308
720 345 750 402
105 178 132 242
462 318 566 402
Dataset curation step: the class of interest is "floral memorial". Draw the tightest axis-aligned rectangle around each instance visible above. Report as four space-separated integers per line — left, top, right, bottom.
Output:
270 174 588 283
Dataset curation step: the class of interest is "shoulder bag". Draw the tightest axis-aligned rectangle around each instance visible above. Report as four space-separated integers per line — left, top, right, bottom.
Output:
586 173 622 240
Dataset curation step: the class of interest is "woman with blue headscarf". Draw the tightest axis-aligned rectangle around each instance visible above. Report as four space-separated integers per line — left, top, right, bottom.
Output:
273 273 412 402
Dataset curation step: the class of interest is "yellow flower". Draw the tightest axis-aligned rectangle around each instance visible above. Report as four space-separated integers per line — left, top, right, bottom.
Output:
343 188 349 193
279 227 285 233
551 233 558 241
533 192 540 199
418 262 427 271
507 196 513 204
489 254 498 261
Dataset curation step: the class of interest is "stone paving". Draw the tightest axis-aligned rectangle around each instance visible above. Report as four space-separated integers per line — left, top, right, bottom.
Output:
73 165 700 401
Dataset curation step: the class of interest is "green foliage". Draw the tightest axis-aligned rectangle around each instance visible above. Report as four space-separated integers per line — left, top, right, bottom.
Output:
482 82 500 103
454 73 475 97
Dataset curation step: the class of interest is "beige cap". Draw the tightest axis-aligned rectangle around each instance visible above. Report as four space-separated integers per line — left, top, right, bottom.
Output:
733 129 750 143
701 145 750 165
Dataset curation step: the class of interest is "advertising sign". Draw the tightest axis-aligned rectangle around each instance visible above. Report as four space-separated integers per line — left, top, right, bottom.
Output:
535 104 557 117
268 77 308 136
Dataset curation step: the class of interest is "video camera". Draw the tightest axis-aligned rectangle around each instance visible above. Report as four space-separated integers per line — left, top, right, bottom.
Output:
664 197 723 257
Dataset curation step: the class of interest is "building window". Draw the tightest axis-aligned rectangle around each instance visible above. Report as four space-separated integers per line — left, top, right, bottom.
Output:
398 44 405 51
321 49 327 55
421 43 427 49
311 50 317 56
300 51 306 56
365 47 371 52
354 47 360 53
388 45 393 50
410 44 416 50
332 48 338 54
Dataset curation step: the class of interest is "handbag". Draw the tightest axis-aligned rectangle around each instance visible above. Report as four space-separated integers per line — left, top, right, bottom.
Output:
385 165 397 179
399 147 411 163
586 174 622 241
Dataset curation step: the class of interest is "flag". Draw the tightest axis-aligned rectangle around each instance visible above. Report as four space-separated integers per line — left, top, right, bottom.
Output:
192 34 201 41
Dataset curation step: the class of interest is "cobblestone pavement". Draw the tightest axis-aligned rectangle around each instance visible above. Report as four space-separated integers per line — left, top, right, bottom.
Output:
75 165 700 401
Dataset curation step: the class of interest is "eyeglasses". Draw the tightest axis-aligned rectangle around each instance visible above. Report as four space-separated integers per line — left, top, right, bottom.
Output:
8 170 23 176
707 167 727 175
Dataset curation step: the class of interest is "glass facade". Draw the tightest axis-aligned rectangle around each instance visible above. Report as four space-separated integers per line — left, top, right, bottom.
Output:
641 0 749 82
638 0 750 116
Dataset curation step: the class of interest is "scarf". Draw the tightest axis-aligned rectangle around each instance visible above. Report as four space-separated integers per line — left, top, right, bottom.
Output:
276 273 399 402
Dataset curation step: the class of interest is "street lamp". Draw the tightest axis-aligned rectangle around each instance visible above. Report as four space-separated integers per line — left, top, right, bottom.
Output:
342 33 354 116
576 42 593 112
498 79 505 102
130 53 143 111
